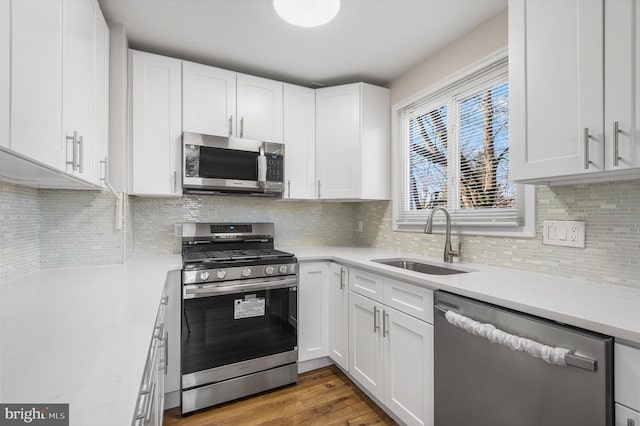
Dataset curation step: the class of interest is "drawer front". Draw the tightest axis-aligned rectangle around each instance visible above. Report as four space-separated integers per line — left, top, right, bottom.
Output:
616 403 640 426
349 268 384 302
616 343 640 411
383 278 434 324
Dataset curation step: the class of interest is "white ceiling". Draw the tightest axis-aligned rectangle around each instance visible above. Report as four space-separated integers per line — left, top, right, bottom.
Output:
98 0 507 88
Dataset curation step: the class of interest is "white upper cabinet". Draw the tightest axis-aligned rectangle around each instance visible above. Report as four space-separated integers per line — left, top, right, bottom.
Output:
605 0 640 171
10 0 65 170
283 84 316 199
236 73 283 142
5 0 108 188
316 83 390 200
63 0 97 182
182 61 236 138
510 0 640 184
130 50 183 196
0 0 8 149
94 8 109 187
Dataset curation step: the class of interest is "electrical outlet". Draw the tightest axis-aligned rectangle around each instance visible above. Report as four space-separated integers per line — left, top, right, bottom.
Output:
543 220 585 248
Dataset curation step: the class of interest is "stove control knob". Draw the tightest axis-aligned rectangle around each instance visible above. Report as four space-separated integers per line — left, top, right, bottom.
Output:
278 265 288 274
241 268 252 277
200 271 210 281
216 270 226 280
265 266 275 275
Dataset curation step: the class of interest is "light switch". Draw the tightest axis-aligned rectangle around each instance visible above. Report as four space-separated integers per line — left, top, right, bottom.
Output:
543 220 585 248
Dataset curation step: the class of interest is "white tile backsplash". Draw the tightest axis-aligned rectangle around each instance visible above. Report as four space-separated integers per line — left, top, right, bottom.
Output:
2 179 638 289
354 181 640 289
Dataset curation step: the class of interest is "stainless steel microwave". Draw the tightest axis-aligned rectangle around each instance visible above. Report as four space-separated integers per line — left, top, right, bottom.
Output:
182 132 284 196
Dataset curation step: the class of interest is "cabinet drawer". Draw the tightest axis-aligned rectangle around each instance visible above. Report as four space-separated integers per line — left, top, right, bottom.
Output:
615 343 640 411
383 278 433 324
349 268 384 302
616 403 640 426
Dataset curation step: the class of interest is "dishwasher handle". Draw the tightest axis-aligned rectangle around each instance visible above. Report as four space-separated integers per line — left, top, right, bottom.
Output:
435 305 598 372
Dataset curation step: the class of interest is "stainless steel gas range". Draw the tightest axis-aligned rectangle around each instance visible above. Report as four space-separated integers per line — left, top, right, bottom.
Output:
180 222 298 415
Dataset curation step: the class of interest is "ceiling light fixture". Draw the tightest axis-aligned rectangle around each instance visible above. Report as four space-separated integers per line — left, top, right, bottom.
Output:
273 0 341 28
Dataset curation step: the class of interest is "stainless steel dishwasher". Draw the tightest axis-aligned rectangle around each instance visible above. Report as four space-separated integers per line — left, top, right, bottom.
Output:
434 291 613 426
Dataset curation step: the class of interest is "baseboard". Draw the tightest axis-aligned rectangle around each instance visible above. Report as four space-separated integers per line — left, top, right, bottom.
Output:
298 357 333 374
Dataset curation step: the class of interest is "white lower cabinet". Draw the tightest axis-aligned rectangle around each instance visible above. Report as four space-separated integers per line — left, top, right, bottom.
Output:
615 342 640 424
298 262 330 362
349 269 434 426
349 291 385 400
383 307 433 426
328 263 349 370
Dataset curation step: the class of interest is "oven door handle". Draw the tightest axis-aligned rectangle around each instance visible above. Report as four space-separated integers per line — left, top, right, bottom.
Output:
184 276 297 298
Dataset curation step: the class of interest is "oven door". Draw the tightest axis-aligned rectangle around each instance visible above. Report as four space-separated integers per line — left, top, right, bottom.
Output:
183 132 284 193
181 276 298 389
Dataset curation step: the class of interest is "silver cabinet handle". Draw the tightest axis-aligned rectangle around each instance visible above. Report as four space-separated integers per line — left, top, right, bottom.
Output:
317 180 321 198
77 135 83 173
154 323 165 340
240 117 244 138
287 180 291 198
613 121 621 166
66 131 78 171
144 381 155 424
172 171 178 193
339 268 345 289
229 115 233 137
164 331 169 375
373 306 380 333
584 127 592 169
383 310 389 338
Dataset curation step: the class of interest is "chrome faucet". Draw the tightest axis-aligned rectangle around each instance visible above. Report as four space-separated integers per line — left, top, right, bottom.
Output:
424 207 459 263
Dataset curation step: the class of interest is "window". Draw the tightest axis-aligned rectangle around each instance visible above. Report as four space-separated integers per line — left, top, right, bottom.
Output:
394 52 534 236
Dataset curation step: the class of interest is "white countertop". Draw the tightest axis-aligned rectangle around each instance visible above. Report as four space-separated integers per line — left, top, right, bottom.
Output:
286 246 640 344
0 254 182 426
2 247 639 425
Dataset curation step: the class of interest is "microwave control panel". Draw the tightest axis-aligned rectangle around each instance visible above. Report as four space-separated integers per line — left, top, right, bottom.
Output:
266 155 283 183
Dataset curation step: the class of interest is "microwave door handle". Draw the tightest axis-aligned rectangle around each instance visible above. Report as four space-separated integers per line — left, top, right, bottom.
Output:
258 146 267 186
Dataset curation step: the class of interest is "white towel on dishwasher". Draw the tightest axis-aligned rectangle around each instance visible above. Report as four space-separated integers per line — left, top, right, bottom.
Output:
444 310 570 366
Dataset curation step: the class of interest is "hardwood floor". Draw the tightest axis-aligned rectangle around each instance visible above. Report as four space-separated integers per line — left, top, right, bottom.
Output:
163 366 397 426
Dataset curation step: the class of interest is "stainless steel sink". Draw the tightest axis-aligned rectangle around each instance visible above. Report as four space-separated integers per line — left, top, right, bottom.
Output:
372 258 471 275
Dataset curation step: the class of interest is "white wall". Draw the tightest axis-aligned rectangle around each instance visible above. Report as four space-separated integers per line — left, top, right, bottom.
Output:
390 8 507 106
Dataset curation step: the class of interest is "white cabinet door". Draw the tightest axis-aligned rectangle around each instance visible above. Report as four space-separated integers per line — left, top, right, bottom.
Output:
130 50 182 196
10 0 65 170
615 343 640 411
328 263 349 370
183 61 236 138
164 270 182 395
316 83 361 199
383 278 434 324
383 307 433 426
236 74 283 142
94 8 109 186
509 0 604 182
615 403 640 426
349 291 384 401
63 0 97 182
349 268 384 303
298 262 329 362
605 0 640 171
0 0 8 149
283 84 316 199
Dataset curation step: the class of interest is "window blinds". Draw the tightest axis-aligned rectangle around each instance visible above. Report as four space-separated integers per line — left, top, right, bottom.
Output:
395 55 522 228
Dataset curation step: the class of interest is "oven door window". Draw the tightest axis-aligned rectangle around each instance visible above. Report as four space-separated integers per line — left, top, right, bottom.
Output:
199 146 258 181
182 287 297 375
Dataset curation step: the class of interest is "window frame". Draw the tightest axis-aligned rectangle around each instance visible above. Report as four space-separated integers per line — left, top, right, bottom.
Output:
392 48 535 237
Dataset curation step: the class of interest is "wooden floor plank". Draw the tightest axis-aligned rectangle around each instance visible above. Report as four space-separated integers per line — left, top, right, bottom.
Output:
163 366 397 426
